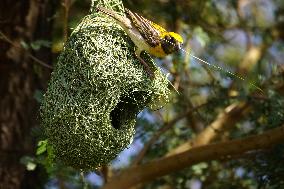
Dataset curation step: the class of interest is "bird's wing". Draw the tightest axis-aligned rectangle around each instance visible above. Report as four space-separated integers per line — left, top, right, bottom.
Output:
125 8 164 47
97 6 132 28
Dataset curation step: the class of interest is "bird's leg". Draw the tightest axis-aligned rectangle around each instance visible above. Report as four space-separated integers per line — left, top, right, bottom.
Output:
135 50 154 79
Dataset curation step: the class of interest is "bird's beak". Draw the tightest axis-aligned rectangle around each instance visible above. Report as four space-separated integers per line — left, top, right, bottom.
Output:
176 43 182 51
175 44 182 51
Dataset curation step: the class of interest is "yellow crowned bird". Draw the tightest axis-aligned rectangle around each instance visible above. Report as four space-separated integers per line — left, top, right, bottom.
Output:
96 6 183 78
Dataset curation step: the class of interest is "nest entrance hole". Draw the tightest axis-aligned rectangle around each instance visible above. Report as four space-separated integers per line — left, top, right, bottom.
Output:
110 92 147 129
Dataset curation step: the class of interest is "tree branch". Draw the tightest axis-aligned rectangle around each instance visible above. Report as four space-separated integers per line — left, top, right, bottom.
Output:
166 101 250 156
103 124 284 189
62 0 71 43
132 102 208 166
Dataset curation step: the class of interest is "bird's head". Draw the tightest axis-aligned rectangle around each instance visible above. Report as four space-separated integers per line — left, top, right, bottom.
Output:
161 32 183 54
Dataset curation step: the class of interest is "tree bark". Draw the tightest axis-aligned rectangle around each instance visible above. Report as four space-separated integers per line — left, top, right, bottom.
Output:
0 0 57 188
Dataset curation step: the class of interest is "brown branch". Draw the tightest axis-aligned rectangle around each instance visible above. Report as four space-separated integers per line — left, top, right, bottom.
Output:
103 124 284 189
62 0 71 43
0 31 53 69
239 44 268 74
101 165 112 183
166 101 250 156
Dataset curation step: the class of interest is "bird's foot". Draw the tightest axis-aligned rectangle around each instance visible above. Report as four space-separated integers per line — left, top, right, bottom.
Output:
135 54 154 79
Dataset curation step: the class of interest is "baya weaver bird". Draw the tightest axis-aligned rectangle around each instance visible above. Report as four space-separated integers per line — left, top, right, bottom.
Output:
96 6 183 78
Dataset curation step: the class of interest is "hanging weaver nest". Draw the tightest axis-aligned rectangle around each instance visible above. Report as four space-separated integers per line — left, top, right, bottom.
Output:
40 6 170 170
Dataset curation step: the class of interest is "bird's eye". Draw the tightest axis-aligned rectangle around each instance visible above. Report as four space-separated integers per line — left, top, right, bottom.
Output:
164 35 171 40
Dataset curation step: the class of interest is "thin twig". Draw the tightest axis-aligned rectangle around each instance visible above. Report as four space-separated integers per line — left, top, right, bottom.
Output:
0 31 53 69
132 102 209 166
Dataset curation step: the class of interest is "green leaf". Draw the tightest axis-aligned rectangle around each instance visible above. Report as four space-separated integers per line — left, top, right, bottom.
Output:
33 90 44 103
20 156 33 165
30 43 41 50
36 140 48 155
20 40 29 49
26 161 37 171
20 156 37 171
193 27 210 47
46 143 55 162
30 40 51 50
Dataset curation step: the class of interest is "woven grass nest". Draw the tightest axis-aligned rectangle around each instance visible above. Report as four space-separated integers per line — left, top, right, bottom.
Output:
40 8 170 170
